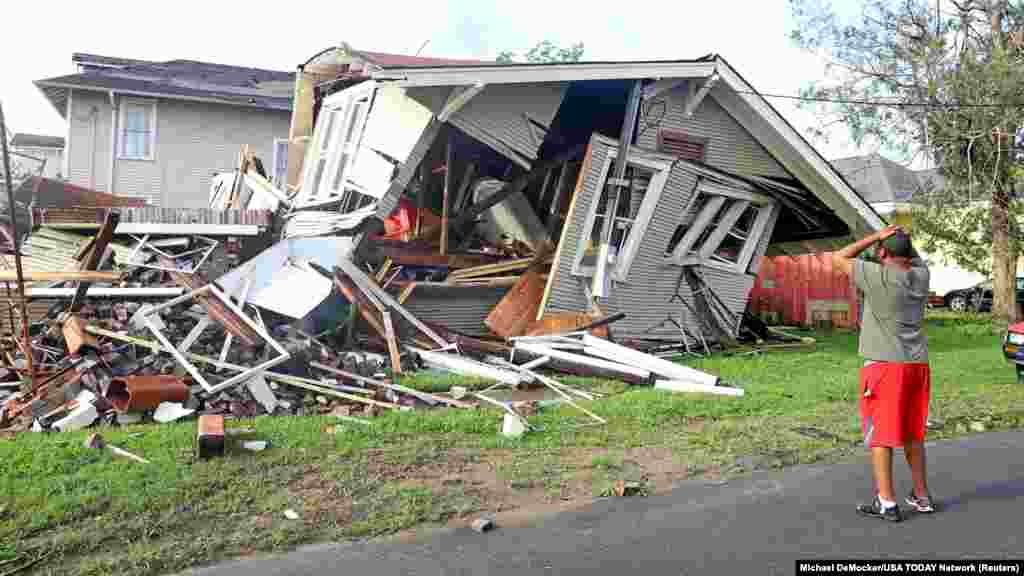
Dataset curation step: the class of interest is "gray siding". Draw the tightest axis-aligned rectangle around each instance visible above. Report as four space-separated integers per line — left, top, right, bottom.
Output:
448 83 567 168
65 91 289 207
543 135 773 341
396 284 510 337
637 81 790 179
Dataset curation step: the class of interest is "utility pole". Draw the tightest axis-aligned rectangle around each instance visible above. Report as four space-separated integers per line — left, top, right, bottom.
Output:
0 100 35 393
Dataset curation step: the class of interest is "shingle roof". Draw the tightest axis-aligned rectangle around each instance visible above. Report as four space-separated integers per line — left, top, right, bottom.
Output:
830 154 924 203
36 54 296 117
10 133 64 149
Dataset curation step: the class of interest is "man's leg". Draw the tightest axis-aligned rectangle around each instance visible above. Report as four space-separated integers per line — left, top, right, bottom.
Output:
872 446 896 502
904 442 929 497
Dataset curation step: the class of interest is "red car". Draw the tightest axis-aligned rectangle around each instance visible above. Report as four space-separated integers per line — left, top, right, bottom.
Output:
1002 322 1024 383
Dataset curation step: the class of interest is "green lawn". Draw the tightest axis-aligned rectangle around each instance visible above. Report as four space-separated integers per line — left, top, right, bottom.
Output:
2 316 1023 575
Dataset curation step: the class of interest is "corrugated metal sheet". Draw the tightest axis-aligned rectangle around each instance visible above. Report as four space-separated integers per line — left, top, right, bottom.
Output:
750 253 860 328
33 207 273 226
395 283 509 337
637 81 790 179
447 83 567 168
0 228 92 287
543 135 776 341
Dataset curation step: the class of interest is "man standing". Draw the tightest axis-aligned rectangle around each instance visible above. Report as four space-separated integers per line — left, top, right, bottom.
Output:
832 225 934 522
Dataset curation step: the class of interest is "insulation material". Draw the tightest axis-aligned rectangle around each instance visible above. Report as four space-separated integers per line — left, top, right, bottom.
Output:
447 83 568 168
472 179 550 251
361 84 434 162
247 262 334 319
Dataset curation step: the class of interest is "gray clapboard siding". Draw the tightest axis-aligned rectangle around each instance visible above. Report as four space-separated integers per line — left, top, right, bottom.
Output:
396 284 510 337
637 81 790 179
447 83 567 168
543 134 776 341
65 92 289 208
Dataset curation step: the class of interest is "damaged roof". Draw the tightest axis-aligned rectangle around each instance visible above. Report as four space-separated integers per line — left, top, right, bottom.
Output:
35 53 296 116
366 54 884 237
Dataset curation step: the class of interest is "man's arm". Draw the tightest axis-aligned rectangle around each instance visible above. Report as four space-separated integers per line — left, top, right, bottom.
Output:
831 225 900 277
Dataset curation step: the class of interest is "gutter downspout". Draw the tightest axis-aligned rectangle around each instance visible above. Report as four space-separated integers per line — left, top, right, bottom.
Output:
108 91 117 194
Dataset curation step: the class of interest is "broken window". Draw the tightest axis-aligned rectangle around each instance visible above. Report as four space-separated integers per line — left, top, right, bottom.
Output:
297 81 375 208
572 153 671 281
664 183 777 274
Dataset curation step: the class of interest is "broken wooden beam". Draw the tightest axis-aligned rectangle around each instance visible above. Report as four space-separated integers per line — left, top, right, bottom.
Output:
369 245 503 269
69 211 120 312
309 361 475 409
581 334 718 386
160 257 261 347
0 271 121 282
513 341 653 385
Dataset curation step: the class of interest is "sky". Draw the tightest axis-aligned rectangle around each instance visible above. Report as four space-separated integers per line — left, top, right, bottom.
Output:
0 0 899 165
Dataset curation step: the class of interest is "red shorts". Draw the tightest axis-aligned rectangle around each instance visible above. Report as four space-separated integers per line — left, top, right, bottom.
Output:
860 362 930 448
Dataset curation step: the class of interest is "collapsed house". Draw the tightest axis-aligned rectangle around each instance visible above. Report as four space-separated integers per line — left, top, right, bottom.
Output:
283 49 884 349
0 48 885 441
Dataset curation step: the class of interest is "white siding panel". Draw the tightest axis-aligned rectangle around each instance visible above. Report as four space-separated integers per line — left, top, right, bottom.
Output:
115 98 290 207
637 81 789 179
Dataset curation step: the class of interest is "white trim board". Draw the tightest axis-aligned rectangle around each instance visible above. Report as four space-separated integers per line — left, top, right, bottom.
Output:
372 61 716 87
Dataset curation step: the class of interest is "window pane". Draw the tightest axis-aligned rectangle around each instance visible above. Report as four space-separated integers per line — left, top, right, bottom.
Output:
332 153 350 191
311 158 327 194
666 194 710 255
321 110 338 151
343 101 365 146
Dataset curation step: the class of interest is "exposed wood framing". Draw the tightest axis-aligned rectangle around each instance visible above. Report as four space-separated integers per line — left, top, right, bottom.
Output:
683 73 719 118
0 271 121 282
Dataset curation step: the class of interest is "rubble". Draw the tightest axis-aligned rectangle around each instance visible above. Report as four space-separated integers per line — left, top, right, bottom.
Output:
5 54 792 452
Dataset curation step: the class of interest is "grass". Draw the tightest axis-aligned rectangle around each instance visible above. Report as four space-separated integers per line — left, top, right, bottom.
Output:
3 315 1024 575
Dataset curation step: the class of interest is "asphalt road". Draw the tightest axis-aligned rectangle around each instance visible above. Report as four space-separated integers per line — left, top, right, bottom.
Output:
186 431 1024 576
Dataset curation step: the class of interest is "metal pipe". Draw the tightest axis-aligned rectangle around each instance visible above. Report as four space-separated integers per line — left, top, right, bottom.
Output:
0 101 35 394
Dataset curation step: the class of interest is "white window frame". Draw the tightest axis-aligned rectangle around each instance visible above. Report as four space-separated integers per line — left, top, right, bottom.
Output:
571 151 671 282
271 138 289 190
117 98 157 161
297 81 375 208
664 181 778 274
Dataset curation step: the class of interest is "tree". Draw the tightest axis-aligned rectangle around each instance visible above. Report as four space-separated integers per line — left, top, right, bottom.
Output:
790 0 1024 327
497 40 585 63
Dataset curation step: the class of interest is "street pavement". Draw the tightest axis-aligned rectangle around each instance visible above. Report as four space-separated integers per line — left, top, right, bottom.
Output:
185 430 1024 575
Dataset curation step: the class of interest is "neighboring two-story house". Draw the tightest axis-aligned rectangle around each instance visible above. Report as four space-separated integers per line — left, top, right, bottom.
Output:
8 133 65 179
34 53 294 208
831 153 985 295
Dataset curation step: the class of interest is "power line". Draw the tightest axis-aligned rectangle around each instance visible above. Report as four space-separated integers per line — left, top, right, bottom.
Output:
734 89 1024 109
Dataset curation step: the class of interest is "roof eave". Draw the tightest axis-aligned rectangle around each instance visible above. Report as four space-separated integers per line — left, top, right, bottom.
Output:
709 56 885 235
370 60 717 87
34 80 293 112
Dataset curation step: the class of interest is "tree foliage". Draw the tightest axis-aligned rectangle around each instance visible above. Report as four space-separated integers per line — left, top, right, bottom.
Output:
497 40 585 63
790 0 1024 326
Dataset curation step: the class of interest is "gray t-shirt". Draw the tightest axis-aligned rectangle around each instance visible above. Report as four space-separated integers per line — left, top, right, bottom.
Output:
853 258 929 363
